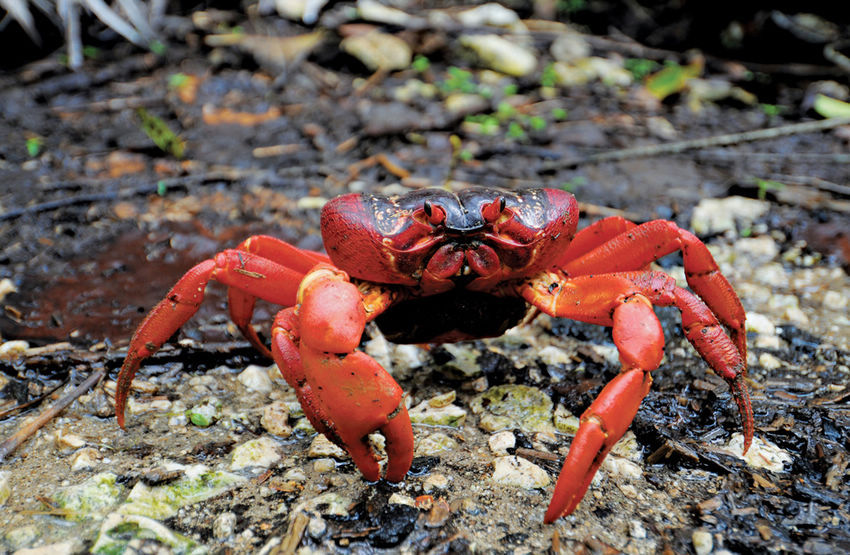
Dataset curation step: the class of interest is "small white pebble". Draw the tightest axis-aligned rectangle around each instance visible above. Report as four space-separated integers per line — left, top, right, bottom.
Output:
70 448 101 471
213 512 237 539
488 431 516 455
692 529 713 555
423 473 449 493
308 435 348 460
312 458 336 473
237 365 273 393
629 519 647 539
758 352 783 370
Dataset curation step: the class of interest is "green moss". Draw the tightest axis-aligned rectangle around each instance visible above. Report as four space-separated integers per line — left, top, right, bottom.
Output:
470 385 555 434
52 472 124 520
120 465 245 520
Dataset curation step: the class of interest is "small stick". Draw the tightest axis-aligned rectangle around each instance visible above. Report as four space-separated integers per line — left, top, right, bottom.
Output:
544 117 850 170
0 368 105 462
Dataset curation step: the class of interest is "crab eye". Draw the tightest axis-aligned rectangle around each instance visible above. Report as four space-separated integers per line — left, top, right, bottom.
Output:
423 200 446 225
481 196 507 223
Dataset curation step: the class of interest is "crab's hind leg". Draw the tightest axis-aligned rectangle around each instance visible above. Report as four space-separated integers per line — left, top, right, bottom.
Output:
116 250 306 427
520 271 750 522
561 220 747 359
270 266 414 482
227 236 330 357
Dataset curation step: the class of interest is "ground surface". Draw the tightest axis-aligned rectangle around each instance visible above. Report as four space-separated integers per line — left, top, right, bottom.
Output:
0 3 849 554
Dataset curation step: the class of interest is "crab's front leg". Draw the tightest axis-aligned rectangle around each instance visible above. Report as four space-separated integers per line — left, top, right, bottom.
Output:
271 265 414 482
520 271 751 522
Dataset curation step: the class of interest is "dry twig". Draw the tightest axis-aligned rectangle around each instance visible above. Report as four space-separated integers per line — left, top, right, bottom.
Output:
544 117 850 170
0 368 106 462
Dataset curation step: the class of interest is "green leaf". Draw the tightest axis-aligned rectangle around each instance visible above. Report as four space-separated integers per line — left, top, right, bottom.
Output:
168 73 190 89
412 55 430 72
644 58 703 100
25 136 43 157
753 178 785 200
529 116 546 131
506 121 526 140
812 94 850 119
136 108 185 158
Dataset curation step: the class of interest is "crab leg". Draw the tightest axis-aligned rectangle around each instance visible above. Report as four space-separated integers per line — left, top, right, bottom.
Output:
116 249 311 427
560 220 747 360
555 216 638 266
271 265 413 482
227 236 330 357
520 270 751 522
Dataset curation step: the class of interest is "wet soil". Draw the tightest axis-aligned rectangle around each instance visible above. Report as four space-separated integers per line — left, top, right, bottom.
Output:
1 3 850 554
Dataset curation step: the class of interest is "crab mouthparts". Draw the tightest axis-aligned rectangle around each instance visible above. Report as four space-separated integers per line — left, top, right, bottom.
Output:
425 242 500 282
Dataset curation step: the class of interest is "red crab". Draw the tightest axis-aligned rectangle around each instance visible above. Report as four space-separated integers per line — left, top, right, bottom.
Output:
115 186 752 523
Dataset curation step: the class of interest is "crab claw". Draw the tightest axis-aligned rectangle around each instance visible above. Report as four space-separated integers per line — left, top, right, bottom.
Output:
545 368 652 523
271 266 414 482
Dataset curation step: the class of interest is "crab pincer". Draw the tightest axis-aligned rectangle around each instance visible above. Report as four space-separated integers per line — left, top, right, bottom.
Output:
271 265 414 482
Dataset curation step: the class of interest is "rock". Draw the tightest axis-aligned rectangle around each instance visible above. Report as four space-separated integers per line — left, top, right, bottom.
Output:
231 437 282 471
444 92 490 117
537 345 572 367
52 472 124 520
428 391 456 408
735 236 780 264
70 447 102 471
409 398 467 427
746 312 776 335
5 525 40 550
456 3 523 30
122 463 246 519
294 492 351 517
0 471 9 506
553 404 579 434
459 34 537 77
268 0 329 24
602 455 643 479
491 456 550 488
470 384 555 433
357 0 419 27
186 397 222 427
283 468 307 484
692 528 713 555
0 339 28 360
758 352 784 370
389 493 416 506
415 432 458 456
551 58 632 88
296 196 328 210
488 430 516 455
721 434 791 472
307 516 327 539
341 31 412 72
238 364 274 393
261 401 292 437
308 434 348 459
437 343 483 377
690 197 769 236
92 513 204 554
630 519 647 539
550 31 590 62
312 458 336 473
213 511 238 539
423 473 449 493
13 540 81 555
54 430 86 452
822 289 848 310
